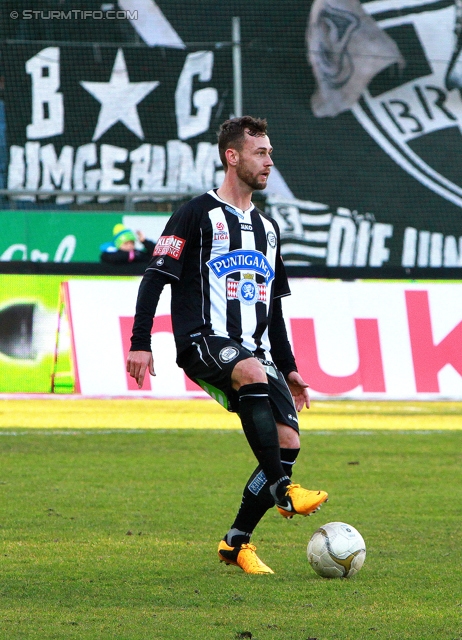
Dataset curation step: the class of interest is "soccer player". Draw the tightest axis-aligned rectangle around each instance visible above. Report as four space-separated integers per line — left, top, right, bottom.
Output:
126 116 328 574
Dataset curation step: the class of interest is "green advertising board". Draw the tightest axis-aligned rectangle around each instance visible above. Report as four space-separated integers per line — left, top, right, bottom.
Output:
0 212 170 263
0 274 137 393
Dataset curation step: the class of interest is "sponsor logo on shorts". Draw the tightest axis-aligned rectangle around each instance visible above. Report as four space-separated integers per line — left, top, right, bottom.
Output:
263 363 278 379
153 235 185 260
219 346 239 363
267 231 277 248
155 258 164 266
257 358 274 367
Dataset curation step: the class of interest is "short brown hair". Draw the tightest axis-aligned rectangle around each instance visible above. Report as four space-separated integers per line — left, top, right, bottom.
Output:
217 116 268 169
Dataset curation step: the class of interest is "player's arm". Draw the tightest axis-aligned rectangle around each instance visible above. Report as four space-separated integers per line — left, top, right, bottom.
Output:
128 201 195 387
269 297 310 410
127 269 171 388
269 222 310 410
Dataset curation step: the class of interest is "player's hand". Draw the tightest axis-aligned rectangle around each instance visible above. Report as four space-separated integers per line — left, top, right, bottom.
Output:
286 371 310 411
136 230 146 243
126 350 155 388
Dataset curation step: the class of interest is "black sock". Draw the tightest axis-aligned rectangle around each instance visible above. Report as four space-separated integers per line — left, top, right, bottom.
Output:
229 465 274 538
238 383 286 485
280 447 300 477
224 528 251 548
227 447 301 542
270 448 300 502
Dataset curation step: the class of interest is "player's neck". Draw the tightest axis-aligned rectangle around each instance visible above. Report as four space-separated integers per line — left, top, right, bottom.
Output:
216 178 253 212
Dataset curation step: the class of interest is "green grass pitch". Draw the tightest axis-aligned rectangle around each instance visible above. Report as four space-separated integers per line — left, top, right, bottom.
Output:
0 399 461 639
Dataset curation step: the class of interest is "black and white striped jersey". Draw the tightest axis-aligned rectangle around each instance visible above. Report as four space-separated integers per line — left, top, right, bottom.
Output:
147 189 291 359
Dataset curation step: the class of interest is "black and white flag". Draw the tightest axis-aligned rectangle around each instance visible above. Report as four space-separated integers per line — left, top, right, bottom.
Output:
307 0 404 117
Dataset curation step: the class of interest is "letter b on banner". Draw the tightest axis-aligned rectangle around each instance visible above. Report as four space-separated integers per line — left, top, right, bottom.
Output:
26 47 64 139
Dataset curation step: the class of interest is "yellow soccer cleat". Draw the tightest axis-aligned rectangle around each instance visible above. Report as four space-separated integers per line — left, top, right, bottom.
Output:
218 540 274 574
276 484 328 519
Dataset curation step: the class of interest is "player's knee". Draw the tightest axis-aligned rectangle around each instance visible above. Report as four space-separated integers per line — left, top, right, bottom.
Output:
232 358 267 389
277 423 300 448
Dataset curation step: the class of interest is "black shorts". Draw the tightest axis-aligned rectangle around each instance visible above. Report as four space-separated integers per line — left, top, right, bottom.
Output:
177 336 299 432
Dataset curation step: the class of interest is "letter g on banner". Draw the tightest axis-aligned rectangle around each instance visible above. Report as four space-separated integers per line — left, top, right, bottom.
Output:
175 51 218 140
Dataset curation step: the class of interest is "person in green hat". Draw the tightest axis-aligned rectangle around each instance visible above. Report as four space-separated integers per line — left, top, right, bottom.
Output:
100 224 156 264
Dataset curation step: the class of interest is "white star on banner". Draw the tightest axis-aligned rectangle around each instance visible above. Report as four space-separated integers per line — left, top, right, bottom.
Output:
80 48 159 141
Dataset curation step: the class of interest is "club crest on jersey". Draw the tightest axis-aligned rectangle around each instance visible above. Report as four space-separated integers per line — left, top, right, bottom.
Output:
219 346 239 363
227 275 266 305
266 231 277 248
207 249 275 284
153 235 185 260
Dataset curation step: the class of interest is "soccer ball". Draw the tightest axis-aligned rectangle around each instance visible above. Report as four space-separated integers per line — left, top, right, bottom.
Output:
307 522 366 579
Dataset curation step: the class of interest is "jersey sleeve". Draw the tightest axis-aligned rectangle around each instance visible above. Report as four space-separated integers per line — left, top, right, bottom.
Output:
269 297 297 377
272 222 291 299
130 270 171 351
145 202 198 280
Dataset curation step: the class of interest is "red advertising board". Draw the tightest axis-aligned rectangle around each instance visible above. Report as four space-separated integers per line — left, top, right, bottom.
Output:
65 279 462 400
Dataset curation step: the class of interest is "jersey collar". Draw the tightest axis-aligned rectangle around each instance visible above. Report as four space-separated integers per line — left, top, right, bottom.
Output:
208 189 255 219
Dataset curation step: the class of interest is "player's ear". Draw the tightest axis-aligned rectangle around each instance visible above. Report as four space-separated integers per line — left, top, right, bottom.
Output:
225 147 239 167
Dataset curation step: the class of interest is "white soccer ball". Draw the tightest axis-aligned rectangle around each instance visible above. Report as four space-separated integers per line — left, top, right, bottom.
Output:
307 522 366 579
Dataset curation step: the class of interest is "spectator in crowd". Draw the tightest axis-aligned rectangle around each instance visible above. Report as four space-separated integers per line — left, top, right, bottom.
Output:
100 224 156 264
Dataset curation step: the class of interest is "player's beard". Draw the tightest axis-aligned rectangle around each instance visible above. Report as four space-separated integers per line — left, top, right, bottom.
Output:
236 162 268 191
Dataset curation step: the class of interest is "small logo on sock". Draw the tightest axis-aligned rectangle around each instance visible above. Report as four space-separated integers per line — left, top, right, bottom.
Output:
248 470 267 495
